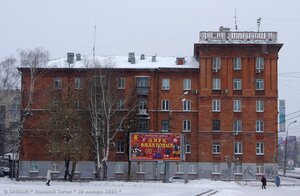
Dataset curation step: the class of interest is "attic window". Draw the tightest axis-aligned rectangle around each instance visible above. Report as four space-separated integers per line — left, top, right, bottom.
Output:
176 57 185 65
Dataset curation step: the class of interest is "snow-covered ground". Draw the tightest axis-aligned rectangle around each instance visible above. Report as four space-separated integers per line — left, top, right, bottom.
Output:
1 177 300 196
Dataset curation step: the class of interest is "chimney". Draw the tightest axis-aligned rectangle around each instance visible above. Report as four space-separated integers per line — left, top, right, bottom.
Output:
176 57 185 65
128 52 135 64
140 54 145 60
76 53 81 61
67 52 75 64
152 55 156 62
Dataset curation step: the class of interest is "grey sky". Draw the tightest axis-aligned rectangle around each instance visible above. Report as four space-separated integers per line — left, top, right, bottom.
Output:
1 0 300 135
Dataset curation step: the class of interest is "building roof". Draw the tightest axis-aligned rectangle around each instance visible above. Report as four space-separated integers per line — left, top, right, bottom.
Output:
45 55 199 69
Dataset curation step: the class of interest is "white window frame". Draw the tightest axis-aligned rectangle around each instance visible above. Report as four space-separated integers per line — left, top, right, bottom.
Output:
175 163 184 174
235 164 243 175
212 143 220 154
30 161 38 171
212 57 221 71
233 120 242 133
256 100 264 112
162 100 169 111
75 77 82 89
233 99 241 112
160 164 165 174
233 79 242 90
256 57 264 70
118 77 125 89
212 78 221 90
234 142 243 155
161 120 170 133
256 142 264 155
115 163 124 174
116 141 125 153
233 57 242 70
212 99 221 112
256 120 264 133
256 164 264 175
185 144 191 154
183 79 191 90
183 100 191 111
183 120 191 132
117 99 125 110
138 100 147 114
162 79 170 90
51 162 60 172
189 164 197 174
137 162 145 174
212 163 221 174
256 79 264 90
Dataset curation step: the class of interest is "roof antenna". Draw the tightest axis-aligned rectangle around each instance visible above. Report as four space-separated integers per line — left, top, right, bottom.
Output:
257 17 262 32
93 23 96 58
234 9 238 31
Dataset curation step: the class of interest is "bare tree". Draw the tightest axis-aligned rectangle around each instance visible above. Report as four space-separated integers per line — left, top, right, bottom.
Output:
86 58 138 180
46 86 90 182
0 56 20 92
16 47 49 179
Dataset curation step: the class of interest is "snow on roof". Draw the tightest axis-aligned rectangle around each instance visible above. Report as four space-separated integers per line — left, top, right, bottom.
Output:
46 55 199 69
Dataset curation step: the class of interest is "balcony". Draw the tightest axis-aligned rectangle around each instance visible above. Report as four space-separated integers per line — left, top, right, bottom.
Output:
136 87 149 96
137 109 149 116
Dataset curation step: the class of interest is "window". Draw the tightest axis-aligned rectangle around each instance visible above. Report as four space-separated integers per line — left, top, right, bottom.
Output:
162 100 169 111
233 57 242 70
234 142 243 154
162 79 170 90
116 141 125 153
183 79 191 90
118 77 125 89
235 164 243 174
137 119 149 131
136 77 149 87
212 143 220 154
212 78 221 90
183 120 191 132
75 77 82 89
53 78 62 89
137 162 145 173
185 144 191 153
212 163 220 174
233 120 242 133
10 103 20 119
233 79 242 90
212 57 221 71
233 100 241 112
138 100 147 114
117 99 125 110
51 162 60 172
256 79 264 90
183 100 191 111
189 164 197 174
115 163 123 173
212 100 221 112
256 57 264 70
256 120 264 132
161 120 170 132
256 164 264 174
30 161 38 171
160 164 165 174
212 120 220 131
175 163 184 174
256 100 264 112
256 142 264 155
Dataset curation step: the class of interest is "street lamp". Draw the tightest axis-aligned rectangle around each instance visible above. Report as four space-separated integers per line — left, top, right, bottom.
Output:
283 120 297 176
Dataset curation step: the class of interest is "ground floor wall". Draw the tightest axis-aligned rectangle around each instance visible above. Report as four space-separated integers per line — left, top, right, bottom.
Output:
19 161 278 181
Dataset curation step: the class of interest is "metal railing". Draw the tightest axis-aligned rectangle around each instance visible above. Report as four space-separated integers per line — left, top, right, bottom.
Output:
199 31 278 43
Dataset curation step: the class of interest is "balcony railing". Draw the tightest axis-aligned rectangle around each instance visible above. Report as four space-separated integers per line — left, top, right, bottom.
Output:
199 31 278 44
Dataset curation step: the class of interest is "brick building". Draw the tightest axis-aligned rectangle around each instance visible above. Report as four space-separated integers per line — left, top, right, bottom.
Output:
18 29 282 180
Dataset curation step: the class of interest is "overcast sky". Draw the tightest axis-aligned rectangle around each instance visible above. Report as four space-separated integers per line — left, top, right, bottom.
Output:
1 0 300 135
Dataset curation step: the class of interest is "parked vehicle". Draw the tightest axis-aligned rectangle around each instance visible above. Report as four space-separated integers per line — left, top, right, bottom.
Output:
169 176 185 183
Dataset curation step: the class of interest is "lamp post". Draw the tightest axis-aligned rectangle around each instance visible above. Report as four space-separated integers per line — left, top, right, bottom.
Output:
163 91 189 183
283 120 297 176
